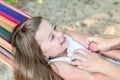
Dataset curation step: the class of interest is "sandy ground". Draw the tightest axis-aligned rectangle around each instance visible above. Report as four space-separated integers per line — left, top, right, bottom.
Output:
0 0 120 80
17 0 120 35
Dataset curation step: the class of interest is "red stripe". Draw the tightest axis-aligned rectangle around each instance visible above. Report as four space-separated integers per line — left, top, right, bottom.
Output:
0 11 20 24
0 52 14 66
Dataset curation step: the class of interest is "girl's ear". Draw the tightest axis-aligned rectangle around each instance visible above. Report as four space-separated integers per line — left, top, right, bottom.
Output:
42 52 49 61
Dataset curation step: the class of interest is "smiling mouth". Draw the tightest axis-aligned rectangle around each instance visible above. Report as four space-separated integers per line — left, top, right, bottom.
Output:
61 37 66 45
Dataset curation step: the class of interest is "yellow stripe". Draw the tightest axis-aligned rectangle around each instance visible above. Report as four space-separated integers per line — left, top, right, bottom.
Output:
0 16 17 32
0 56 13 68
0 38 16 55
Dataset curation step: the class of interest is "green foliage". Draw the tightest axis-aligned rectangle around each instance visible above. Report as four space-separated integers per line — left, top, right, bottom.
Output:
6 0 15 4
5 0 33 4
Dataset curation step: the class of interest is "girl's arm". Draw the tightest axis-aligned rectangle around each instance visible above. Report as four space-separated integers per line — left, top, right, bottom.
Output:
87 35 120 60
87 35 120 52
51 61 110 80
101 50 120 60
65 30 91 46
101 61 120 80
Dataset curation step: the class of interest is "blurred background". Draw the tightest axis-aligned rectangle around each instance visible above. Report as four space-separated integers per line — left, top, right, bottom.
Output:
1 0 120 80
5 0 120 35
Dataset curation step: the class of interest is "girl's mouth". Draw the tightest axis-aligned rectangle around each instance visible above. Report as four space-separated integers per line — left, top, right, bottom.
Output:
61 37 66 45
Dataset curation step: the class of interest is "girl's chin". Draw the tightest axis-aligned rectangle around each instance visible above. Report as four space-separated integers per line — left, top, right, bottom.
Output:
63 42 68 49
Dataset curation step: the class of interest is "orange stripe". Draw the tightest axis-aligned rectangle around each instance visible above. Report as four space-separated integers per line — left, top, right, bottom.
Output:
0 15 17 28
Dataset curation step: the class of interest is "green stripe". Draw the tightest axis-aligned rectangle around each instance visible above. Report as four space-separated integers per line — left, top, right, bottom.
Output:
0 26 11 40
0 48 14 60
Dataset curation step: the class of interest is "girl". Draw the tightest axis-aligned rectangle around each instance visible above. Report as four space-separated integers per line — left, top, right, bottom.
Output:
11 16 110 80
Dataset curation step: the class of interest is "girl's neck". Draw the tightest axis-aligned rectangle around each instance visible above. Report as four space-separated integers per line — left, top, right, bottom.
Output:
57 49 67 57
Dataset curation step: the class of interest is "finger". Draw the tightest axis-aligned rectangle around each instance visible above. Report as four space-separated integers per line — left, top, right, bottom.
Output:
73 49 90 57
86 37 93 49
86 37 98 49
72 60 82 66
72 56 88 65
86 41 90 49
86 38 93 49
92 52 103 59
75 49 90 56
89 42 98 52
71 53 83 61
77 65 87 70
71 52 90 63
73 48 88 56
73 49 92 60
77 66 82 69
77 66 91 72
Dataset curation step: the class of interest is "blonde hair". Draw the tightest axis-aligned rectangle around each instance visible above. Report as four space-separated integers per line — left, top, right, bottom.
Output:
11 17 62 80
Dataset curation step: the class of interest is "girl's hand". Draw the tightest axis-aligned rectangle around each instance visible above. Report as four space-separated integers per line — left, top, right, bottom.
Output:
71 49 108 73
86 34 116 52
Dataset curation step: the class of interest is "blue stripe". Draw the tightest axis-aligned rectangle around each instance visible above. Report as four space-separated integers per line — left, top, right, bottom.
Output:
0 4 28 22
0 47 14 60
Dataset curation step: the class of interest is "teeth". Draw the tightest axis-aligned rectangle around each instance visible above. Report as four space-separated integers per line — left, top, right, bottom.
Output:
62 38 65 45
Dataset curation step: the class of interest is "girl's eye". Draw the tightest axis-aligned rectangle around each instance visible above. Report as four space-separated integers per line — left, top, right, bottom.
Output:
54 26 57 30
51 35 54 41
51 26 57 41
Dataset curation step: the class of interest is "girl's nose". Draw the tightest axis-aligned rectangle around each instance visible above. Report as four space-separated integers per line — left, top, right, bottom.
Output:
56 27 62 32
55 28 63 38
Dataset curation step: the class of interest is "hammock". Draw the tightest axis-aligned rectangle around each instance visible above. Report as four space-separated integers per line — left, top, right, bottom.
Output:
0 0 32 68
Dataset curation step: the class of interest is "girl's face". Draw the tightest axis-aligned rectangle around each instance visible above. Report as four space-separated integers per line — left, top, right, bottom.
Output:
35 19 68 59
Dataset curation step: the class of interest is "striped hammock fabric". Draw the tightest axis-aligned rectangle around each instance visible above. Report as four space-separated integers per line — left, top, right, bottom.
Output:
0 0 32 68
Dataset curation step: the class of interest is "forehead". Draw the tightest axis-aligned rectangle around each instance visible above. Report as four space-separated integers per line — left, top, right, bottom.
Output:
35 19 52 42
